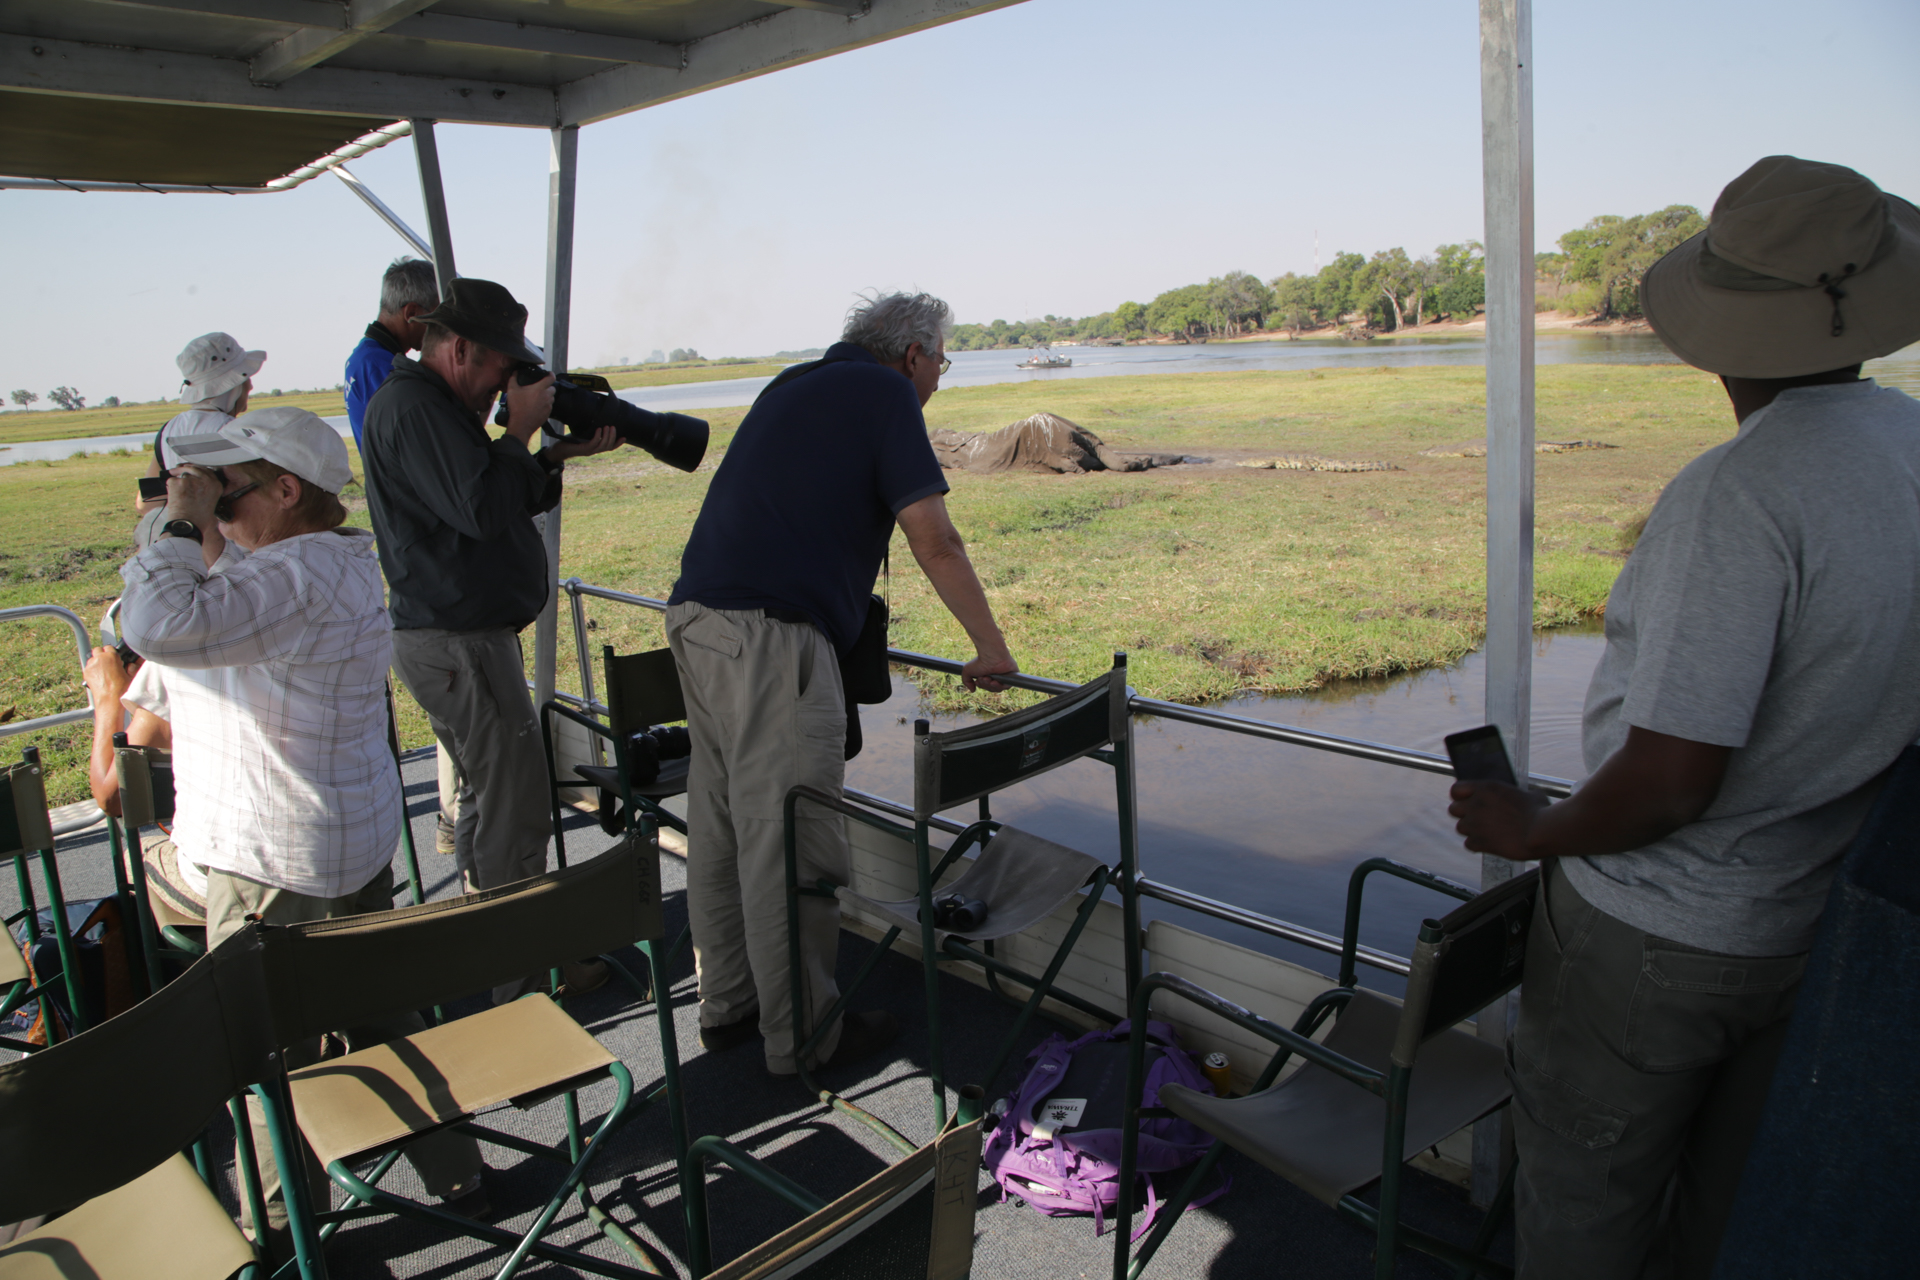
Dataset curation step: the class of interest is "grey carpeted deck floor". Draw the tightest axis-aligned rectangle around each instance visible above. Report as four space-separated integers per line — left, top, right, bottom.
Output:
5 747 1512 1278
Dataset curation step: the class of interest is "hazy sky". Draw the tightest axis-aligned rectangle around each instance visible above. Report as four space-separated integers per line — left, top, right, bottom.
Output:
3 0 1916 405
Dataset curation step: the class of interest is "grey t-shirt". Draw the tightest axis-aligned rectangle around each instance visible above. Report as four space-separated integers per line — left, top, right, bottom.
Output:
1566 380 1920 956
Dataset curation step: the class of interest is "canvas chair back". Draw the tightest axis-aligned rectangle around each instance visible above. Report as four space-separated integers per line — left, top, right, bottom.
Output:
706 1121 983 1280
113 744 174 828
914 661 1130 819
0 929 277 1222
1391 867 1539 1068
259 838 660 1047
0 757 53 859
603 645 686 739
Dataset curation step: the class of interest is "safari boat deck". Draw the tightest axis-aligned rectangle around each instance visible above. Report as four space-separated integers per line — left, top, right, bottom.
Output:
4 747 1512 1279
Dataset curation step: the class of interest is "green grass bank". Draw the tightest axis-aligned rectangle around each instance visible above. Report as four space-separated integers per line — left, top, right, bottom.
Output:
0 363 1728 804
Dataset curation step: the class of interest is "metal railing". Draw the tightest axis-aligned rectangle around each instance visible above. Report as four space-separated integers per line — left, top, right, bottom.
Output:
0 605 96 742
554 578 1573 977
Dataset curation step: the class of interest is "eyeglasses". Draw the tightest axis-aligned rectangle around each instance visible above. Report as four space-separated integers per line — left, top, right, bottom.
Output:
919 349 951 376
214 481 260 522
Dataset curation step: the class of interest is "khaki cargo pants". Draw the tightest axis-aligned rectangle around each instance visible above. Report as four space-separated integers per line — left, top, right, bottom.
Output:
1510 862 1807 1279
667 601 850 1074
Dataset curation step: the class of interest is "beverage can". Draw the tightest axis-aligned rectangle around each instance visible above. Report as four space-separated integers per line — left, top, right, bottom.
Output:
1201 1050 1233 1097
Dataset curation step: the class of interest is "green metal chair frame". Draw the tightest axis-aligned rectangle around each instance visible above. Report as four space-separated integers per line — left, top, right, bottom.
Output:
541 643 692 862
783 654 1142 1147
1112 858 1535 1280
0 924 301 1280
1 747 91 1045
108 736 204 994
681 1118 984 1279
251 833 693 1280
541 642 696 993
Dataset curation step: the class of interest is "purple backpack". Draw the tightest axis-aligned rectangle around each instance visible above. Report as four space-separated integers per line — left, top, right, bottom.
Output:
981 1019 1230 1238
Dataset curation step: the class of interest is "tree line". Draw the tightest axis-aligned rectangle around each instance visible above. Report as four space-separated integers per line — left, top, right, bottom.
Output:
947 202 1704 348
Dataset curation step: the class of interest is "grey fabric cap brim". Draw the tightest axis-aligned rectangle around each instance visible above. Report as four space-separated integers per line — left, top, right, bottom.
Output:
166 433 264 468
1642 197 1920 379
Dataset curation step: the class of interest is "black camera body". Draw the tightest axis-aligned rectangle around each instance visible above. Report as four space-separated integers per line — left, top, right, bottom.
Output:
495 367 708 473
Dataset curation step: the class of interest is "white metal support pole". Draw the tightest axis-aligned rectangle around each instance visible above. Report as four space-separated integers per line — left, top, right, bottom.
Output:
533 125 579 718
409 118 458 296
1476 0 1535 1209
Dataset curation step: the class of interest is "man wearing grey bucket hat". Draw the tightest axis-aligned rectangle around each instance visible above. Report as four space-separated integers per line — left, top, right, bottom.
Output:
1450 156 1920 1278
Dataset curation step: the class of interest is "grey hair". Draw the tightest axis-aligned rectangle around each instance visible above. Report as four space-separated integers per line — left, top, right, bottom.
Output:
379 257 440 314
841 291 953 363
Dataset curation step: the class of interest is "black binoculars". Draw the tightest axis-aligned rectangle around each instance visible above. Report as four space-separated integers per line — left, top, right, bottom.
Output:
922 893 990 933
496 366 708 473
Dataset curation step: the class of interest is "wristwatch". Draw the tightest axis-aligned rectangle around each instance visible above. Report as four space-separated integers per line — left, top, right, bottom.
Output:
160 519 203 544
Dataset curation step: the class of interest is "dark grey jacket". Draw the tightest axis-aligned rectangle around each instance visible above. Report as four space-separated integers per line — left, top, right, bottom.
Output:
362 357 561 632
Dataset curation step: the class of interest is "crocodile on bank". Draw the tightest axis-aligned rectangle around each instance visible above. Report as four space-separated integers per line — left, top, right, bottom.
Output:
1417 439 1618 458
1236 454 1400 473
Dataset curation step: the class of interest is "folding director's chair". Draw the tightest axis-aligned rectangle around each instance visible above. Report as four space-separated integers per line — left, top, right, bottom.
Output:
683 1120 983 1280
1113 858 1537 1280
0 924 287 1279
785 654 1143 1141
252 833 692 1280
543 644 692 856
1 747 91 1044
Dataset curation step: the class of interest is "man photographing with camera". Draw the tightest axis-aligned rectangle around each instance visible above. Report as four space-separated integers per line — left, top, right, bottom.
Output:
362 277 617 1000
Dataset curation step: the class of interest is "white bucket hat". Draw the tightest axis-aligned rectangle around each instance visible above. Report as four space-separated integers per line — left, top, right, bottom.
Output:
1642 156 1920 379
175 331 266 404
170 407 353 496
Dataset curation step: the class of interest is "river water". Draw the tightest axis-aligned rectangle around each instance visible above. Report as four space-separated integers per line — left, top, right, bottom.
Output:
7 337 1916 466
847 624 1606 985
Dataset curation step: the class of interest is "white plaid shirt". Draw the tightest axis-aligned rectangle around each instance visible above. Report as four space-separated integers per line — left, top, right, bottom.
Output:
118 529 400 899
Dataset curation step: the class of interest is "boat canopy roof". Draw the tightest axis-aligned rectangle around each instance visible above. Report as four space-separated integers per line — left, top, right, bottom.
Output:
0 0 1022 186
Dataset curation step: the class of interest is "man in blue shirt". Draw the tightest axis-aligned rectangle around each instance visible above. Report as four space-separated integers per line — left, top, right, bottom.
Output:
668 291 1018 1076
344 257 438 454
345 256 460 855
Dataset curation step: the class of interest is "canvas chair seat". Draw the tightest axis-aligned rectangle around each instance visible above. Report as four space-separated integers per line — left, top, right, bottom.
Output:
0 941 23 988
575 756 689 800
841 825 1105 945
0 1153 256 1280
1157 988 1510 1206
288 993 615 1170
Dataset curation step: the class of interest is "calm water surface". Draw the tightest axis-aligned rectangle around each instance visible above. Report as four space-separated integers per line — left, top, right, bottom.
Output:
847 624 1607 984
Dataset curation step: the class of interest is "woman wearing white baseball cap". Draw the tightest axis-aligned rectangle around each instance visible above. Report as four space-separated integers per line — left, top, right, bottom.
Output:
134 331 267 523
119 405 485 1234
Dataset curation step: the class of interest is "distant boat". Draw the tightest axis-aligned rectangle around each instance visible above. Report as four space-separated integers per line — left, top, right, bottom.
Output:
1017 345 1072 369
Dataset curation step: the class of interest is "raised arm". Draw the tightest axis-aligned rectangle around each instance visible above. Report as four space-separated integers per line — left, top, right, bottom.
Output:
82 649 171 815
896 492 1017 692
118 539 315 670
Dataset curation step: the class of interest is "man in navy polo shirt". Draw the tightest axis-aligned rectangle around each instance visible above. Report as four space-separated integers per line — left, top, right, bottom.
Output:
668 291 1018 1076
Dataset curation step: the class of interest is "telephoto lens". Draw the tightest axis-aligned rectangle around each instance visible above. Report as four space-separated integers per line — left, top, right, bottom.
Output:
496 367 708 472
